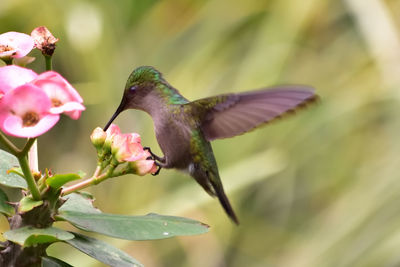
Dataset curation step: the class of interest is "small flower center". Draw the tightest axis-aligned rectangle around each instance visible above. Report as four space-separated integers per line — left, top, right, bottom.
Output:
51 98 63 107
22 112 40 127
0 44 15 53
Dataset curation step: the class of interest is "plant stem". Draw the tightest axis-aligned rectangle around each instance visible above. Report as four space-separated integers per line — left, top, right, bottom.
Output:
21 138 38 173
0 132 19 155
3 58 12 65
45 55 52 71
61 165 116 195
0 134 40 199
20 138 37 156
28 141 38 172
17 155 41 200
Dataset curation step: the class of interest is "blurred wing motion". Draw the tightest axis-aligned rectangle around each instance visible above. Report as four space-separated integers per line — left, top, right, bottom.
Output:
194 86 318 141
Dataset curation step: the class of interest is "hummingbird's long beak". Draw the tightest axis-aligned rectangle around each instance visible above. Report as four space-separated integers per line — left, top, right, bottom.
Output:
103 96 127 131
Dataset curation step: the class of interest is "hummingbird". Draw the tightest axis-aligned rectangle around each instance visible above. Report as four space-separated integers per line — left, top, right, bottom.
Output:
104 66 318 224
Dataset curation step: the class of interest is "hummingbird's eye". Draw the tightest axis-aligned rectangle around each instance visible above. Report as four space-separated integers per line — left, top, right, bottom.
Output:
129 85 138 92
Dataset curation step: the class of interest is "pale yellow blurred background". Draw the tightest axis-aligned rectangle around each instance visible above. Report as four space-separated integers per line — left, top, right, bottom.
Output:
2 0 400 266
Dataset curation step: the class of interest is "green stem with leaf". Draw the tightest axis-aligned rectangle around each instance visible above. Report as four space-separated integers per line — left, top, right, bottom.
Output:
0 133 41 200
17 155 41 200
62 163 119 195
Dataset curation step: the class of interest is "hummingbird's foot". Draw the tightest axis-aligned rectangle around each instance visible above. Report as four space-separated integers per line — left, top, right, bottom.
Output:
143 147 165 162
152 164 162 176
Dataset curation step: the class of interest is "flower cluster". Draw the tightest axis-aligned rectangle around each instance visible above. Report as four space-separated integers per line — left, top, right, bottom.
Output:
0 28 84 138
91 124 158 176
0 65 84 137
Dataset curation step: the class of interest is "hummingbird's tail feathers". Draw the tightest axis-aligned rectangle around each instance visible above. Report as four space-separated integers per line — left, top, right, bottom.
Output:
193 86 318 141
209 178 239 225
191 166 239 224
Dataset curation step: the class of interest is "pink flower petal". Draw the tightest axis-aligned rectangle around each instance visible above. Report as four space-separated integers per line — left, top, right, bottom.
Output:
0 32 34 59
133 160 158 176
106 124 121 136
0 65 37 94
32 71 83 103
0 84 52 115
123 143 146 162
31 71 85 119
50 101 85 119
125 133 141 144
1 113 59 138
64 109 83 120
111 133 147 162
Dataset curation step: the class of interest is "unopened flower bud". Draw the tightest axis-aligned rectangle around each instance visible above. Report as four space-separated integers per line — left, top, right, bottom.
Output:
31 26 59 57
90 127 106 149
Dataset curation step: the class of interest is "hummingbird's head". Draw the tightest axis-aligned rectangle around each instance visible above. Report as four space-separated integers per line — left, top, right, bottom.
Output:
104 66 165 131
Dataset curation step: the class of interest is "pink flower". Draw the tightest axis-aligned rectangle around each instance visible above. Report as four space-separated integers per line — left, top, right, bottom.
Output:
0 84 59 138
111 132 157 175
0 65 85 119
0 32 34 59
111 133 145 162
0 65 85 137
0 65 37 96
31 71 85 119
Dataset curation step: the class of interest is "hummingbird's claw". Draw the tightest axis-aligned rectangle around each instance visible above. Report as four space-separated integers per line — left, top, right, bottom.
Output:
144 147 162 176
152 165 162 176
151 161 162 176
144 147 155 157
144 146 165 163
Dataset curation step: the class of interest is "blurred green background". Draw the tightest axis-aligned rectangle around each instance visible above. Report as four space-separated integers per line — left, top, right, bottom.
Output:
2 0 400 266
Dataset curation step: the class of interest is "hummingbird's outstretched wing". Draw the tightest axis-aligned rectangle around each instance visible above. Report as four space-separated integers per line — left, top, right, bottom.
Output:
193 86 318 141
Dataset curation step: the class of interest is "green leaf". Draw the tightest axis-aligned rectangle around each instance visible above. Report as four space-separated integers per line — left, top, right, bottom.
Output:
65 232 143 267
58 192 100 214
46 173 81 190
3 226 74 247
0 187 14 216
42 256 73 267
57 212 209 240
0 150 27 189
18 196 43 213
